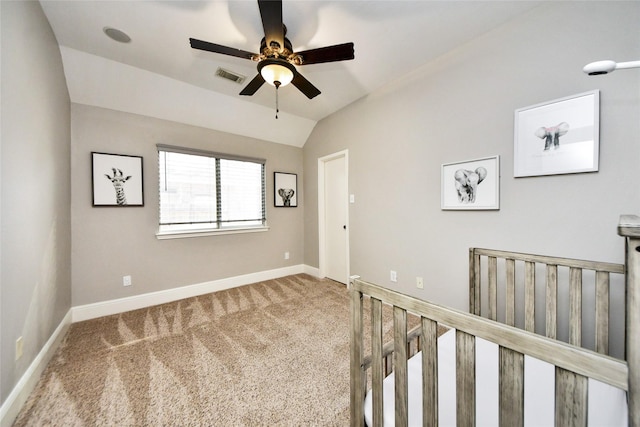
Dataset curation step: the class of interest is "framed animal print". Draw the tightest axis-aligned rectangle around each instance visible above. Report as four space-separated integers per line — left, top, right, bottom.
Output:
92 152 144 207
274 172 297 207
514 90 600 177
441 155 500 210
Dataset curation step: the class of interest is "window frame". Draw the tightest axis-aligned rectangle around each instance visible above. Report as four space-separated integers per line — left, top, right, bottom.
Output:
156 144 268 239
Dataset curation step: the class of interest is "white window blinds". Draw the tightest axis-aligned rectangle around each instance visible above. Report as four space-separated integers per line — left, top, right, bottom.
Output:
158 145 265 232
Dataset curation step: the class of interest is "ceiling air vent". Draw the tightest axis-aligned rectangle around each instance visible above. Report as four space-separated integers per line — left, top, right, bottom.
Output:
215 68 246 84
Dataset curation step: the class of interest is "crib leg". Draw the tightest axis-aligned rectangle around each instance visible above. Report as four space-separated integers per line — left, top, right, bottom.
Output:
350 287 365 426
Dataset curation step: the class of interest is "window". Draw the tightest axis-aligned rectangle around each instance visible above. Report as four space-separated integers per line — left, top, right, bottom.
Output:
157 144 266 237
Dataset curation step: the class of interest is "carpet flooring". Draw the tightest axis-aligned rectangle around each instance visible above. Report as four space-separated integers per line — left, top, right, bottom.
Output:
13 274 401 426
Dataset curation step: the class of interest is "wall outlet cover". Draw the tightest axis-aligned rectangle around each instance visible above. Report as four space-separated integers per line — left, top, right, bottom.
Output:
390 270 397 282
15 337 23 360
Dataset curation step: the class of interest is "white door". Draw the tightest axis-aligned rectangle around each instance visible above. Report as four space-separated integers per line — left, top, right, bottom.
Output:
322 154 348 284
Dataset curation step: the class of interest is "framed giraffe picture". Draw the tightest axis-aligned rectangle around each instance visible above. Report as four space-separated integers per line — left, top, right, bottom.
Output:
92 152 144 207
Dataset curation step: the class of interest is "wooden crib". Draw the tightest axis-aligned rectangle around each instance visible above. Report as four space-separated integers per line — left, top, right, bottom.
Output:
350 215 639 426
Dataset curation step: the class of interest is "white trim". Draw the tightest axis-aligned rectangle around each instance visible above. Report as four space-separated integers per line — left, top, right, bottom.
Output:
0 310 72 427
317 150 350 283
304 264 321 277
72 264 308 322
318 157 326 278
156 225 269 240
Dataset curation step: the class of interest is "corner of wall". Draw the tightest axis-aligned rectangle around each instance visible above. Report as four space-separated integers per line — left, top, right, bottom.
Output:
0 310 72 427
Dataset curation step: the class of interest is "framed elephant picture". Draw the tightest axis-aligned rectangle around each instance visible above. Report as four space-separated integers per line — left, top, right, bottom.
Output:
514 90 599 177
274 172 297 207
441 156 500 210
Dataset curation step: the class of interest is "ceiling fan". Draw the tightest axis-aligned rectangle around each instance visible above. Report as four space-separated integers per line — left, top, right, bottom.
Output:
189 0 354 100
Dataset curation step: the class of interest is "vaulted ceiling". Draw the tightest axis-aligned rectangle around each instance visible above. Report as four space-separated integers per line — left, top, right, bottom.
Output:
40 1 543 147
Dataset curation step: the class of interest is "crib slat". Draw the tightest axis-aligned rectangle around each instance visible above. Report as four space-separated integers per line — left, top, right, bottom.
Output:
470 249 481 315
595 271 610 355
393 306 408 427
371 298 384 427
569 268 583 347
456 330 476 426
384 353 393 377
499 346 524 427
489 256 498 321
545 265 558 339
524 261 535 332
422 318 438 427
506 259 516 327
555 367 588 426
349 287 364 426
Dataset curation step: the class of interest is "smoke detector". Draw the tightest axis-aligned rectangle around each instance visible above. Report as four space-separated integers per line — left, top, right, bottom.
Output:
103 27 131 43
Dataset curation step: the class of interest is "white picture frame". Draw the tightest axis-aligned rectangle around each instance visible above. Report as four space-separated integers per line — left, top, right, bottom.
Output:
514 90 600 177
441 155 500 210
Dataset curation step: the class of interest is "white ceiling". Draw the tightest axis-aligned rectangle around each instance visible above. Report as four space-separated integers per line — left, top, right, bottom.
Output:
40 0 543 147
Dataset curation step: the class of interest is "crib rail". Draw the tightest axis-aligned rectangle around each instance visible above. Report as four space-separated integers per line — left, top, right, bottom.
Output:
361 324 422 377
619 214 640 426
469 248 624 356
351 215 639 426
350 277 629 427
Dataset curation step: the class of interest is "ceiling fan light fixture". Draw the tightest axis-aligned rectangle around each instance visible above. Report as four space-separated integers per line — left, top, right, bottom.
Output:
259 59 295 87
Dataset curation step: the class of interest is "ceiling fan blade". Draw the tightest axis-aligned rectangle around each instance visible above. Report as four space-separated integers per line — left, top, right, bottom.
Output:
239 73 266 96
258 0 284 50
291 71 321 99
190 38 256 61
296 42 355 65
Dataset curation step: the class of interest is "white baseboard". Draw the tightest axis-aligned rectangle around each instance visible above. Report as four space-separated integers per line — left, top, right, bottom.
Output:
0 310 72 427
72 264 317 322
304 264 320 277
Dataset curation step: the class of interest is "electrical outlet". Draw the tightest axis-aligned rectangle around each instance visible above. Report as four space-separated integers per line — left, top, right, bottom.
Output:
123 275 132 287
16 337 23 361
416 277 424 289
284 252 290 260
390 270 397 282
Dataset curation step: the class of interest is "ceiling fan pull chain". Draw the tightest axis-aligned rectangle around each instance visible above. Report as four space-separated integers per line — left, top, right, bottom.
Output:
275 81 281 119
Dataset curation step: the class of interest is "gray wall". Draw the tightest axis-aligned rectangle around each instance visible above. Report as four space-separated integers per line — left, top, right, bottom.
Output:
1 0 72 403
304 2 639 351
71 105 304 306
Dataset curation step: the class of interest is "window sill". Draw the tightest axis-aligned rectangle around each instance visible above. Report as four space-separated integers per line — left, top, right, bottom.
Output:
156 225 269 240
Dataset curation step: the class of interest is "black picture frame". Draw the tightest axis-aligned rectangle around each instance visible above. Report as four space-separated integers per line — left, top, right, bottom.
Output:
92 152 144 207
274 172 297 207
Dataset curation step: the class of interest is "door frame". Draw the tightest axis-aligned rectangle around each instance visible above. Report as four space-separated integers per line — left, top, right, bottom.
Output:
318 150 350 282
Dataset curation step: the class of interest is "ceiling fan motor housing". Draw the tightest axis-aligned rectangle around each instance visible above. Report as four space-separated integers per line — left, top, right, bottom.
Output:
258 36 301 65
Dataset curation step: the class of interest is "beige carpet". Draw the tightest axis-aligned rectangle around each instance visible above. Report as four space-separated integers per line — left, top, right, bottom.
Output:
13 274 402 426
